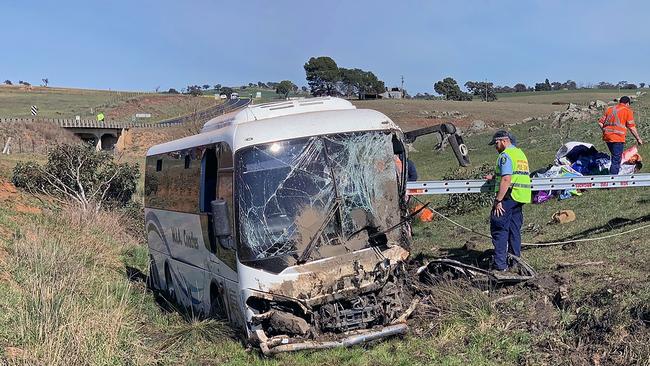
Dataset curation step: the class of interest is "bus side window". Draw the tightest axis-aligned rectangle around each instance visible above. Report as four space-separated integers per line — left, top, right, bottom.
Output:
216 143 237 271
200 147 218 213
217 143 234 225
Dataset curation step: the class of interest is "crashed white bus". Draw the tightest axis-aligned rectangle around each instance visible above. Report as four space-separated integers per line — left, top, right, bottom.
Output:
144 97 470 354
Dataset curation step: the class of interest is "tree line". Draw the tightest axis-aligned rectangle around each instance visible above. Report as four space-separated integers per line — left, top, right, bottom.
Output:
432 76 647 101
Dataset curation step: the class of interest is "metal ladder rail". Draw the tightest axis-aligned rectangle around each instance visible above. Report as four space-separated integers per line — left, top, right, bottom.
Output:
406 174 650 195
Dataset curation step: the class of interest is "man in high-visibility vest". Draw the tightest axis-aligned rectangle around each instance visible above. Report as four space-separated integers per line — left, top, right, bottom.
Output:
485 130 532 272
598 96 643 174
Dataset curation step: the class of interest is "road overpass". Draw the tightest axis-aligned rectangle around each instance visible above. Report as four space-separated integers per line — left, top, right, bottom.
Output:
0 98 250 150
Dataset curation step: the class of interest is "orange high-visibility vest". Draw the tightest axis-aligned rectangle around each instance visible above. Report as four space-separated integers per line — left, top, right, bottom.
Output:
600 104 634 143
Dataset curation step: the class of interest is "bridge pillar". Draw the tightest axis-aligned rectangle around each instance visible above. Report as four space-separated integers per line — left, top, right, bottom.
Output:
95 133 102 151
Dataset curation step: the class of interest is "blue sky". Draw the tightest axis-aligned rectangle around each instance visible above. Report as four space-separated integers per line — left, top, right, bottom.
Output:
3 0 649 93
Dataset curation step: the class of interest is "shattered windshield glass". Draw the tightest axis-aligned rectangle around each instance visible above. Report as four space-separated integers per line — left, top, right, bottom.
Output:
235 131 402 262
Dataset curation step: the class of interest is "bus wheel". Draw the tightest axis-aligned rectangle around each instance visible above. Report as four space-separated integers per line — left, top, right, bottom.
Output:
165 264 177 303
209 283 227 319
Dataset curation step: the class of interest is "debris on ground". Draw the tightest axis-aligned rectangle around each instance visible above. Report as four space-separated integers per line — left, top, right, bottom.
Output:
550 210 576 224
532 141 642 204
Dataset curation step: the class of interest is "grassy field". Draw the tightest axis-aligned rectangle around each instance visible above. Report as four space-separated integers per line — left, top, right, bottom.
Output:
496 88 634 105
0 90 649 365
0 85 218 123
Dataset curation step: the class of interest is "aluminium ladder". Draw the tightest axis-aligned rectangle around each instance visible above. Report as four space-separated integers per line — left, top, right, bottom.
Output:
406 174 650 195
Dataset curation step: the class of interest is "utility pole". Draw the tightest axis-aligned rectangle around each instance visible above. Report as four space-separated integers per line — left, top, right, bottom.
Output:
401 75 404 97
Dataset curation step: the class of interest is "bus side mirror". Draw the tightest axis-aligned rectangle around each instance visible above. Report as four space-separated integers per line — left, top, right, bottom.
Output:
211 199 234 249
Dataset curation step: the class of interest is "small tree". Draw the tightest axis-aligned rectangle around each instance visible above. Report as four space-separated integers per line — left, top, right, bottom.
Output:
514 83 527 92
214 84 222 91
3 80 11 85
464 81 497 101
13 144 139 212
202 84 210 90
42 78 49 87
220 87 234 98
276 80 296 99
186 85 203 96
167 88 180 94
434 77 472 101
640 83 646 88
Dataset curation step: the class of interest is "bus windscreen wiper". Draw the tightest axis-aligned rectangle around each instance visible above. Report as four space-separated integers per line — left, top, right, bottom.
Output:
296 199 341 264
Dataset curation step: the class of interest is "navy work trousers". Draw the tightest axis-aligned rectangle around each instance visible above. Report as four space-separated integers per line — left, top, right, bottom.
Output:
607 142 625 175
490 199 523 270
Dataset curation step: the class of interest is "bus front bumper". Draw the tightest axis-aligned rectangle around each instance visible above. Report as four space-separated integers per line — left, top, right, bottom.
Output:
256 323 408 355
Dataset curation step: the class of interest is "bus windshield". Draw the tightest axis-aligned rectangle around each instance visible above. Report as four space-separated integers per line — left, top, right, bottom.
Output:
235 131 402 263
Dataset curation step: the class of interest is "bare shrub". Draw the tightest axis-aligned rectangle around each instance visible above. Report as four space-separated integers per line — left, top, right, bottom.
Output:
442 163 494 214
12 144 139 212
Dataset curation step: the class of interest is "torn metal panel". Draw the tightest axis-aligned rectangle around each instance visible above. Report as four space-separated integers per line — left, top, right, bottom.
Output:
417 254 536 285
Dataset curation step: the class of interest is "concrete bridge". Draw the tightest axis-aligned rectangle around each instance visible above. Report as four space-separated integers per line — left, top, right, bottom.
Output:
0 98 250 150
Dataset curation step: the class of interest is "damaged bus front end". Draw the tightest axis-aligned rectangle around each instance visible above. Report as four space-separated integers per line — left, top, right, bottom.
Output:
234 130 415 354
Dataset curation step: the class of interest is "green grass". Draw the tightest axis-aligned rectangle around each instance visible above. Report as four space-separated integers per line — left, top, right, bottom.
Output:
495 88 639 105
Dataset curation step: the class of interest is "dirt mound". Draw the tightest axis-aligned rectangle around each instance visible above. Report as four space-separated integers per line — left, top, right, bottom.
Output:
0 120 80 153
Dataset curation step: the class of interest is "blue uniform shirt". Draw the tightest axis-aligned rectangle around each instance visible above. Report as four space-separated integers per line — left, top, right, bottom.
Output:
497 151 513 176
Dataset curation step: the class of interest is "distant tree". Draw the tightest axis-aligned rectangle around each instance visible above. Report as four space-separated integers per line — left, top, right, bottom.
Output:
202 84 210 90
257 81 268 88
465 81 497 101
563 80 577 90
339 68 385 99
551 81 562 91
434 77 472 101
42 78 49 87
514 83 527 92
22 81 31 86
640 82 646 88
597 81 615 89
213 84 221 91
155 85 160 92
276 80 296 99
4 80 12 85
622 83 637 90
248 82 255 87
267 81 279 88
18 80 24 85
241 85 247 90
534 78 552 91
186 85 203 96
167 88 180 94
301 86 308 92
304 56 341 96
617 80 628 88
220 87 234 98
494 85 514 93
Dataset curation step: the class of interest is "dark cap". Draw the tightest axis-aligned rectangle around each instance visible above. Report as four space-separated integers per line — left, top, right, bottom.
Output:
619 96 631 104
488 130 511 145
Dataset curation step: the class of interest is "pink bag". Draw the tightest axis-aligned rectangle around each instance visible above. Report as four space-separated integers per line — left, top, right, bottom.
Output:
622 146 641 164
